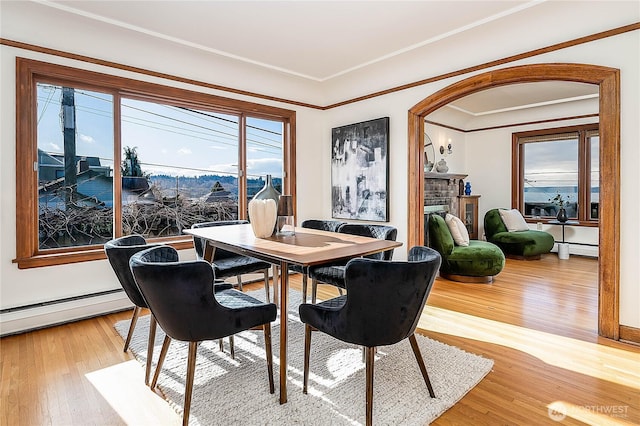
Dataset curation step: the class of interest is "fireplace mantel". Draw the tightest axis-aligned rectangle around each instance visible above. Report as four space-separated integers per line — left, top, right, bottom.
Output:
424 172 467 181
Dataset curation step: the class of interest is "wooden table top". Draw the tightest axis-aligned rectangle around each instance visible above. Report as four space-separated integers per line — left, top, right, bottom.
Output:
184 223 402 267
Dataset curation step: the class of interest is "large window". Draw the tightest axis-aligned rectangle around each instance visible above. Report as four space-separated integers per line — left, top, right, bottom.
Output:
16 58 295 268
513 123 598 224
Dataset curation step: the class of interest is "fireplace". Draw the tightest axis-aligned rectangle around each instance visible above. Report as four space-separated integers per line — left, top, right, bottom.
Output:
424 172 467 217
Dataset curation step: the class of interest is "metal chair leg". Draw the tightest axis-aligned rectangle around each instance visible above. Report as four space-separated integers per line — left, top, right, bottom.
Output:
302 274 308 304
263 324 275 394
263 268 270 303
303 324 312 394
236 275 243 292
123 306 141 352
151 335 172 389
145 315 157 385
272 265 279 307
365 346 376 426
409 334 435 398
218 336 234 356
183 341 198 426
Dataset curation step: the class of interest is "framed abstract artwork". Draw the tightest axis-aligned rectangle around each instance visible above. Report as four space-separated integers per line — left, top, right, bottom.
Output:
331 117 389 221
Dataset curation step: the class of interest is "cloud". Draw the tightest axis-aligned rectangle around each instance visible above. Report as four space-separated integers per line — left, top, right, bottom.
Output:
48 143 61 151
246 157 283 179
177 148 192 155
79 133 96 144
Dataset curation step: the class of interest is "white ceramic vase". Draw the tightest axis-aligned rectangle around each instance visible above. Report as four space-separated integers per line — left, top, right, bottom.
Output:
248 199 277 238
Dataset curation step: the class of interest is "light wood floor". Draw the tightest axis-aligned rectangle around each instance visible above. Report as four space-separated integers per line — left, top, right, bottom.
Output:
1 255 638 425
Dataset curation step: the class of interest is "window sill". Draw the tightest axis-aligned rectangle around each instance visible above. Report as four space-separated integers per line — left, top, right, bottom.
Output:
524 218 599 228
13 238 194 269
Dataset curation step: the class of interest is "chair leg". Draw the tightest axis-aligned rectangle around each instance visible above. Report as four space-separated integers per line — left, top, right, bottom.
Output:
151 335 172 389
409 334 435 398
272 265 279 307
311 279 318 304
362 346 377 363
145 314 157 386
303 324 312 394
183 341 199 426
123 306 141 352
236 275 243 292
263 324 275 394
263 268 270 303
217 337 234 356
365 346 376 426
301 274 308 304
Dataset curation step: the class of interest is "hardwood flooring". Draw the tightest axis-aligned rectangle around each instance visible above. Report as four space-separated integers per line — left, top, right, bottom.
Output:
1 254 638 425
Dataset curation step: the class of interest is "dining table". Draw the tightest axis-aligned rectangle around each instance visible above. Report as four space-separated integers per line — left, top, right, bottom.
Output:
183 222 402 404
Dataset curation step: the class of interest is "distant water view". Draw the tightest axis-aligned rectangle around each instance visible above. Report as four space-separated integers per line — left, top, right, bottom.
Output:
524 186 599 218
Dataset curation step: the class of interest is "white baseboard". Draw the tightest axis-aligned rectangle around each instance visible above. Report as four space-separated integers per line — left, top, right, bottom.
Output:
0 292 133 336
551 243 598 258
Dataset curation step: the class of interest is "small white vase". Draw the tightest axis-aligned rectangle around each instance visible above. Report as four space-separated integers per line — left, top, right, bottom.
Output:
248 199 277 238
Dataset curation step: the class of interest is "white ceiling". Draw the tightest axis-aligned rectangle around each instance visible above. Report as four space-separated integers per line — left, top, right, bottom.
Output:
46 0 537 82
37 0 602 119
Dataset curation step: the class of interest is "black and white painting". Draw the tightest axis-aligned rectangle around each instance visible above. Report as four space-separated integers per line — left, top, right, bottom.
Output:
331 117 389 221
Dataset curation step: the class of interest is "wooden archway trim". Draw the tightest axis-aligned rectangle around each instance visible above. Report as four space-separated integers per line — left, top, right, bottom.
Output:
408 63 620 339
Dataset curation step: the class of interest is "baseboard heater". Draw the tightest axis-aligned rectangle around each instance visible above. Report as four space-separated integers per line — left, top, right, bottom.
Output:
0 288 131 337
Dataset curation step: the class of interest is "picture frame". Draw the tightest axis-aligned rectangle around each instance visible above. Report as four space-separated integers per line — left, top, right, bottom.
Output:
331 117 389 221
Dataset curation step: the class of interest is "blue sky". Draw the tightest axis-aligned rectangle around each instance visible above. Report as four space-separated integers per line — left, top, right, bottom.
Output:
37 84 284 180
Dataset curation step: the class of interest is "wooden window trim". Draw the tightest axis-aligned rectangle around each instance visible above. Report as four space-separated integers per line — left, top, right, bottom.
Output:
511 123 599 225
14 58 296 269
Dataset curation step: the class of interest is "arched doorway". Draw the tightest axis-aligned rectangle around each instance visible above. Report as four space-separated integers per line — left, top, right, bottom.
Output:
407 63 620 339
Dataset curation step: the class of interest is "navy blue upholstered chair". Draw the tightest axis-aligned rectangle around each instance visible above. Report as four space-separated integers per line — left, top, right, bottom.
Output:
192 220 272 301
289 219 346 302
130 245 277 426
308 223 397 302
299 246 441 426
104 235 158 385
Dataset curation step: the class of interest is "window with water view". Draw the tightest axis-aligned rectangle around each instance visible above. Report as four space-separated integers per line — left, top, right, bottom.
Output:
515 124 599 223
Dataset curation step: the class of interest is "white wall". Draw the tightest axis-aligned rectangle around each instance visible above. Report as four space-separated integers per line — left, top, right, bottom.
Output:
321 32 639 329
1 2 638 333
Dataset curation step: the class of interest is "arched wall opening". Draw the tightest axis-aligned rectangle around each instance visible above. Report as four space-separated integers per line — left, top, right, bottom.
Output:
407 63 620 339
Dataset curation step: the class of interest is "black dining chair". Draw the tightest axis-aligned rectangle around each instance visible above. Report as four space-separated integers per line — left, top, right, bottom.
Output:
308 223 397 303
192 220 272 301
299 246 442 426
288 219 346 303
104 235 159 385
130 245 277 426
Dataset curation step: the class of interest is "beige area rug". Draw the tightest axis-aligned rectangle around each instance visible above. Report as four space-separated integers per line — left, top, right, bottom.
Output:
115 290 493 425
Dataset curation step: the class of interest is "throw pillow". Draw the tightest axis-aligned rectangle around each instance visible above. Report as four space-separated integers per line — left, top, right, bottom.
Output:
445 214 470 246
499 208 529 232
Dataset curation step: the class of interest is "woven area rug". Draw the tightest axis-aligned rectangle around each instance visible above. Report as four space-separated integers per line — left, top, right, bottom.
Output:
115 290 493 425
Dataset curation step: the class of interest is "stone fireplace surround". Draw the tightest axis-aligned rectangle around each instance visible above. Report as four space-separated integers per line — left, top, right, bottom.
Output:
424 172 468 217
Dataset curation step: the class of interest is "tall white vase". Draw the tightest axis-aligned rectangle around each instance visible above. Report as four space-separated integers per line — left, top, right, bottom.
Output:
248 199 277 238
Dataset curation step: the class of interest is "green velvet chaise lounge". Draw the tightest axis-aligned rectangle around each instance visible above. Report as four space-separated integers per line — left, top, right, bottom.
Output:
484 208 554 259
427 214 505 283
